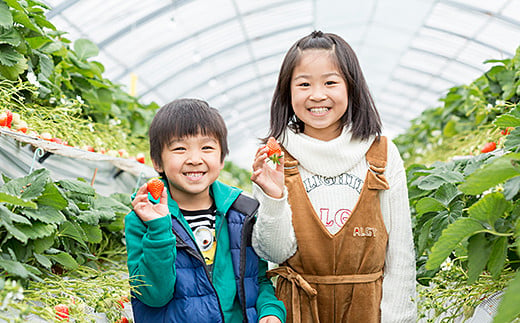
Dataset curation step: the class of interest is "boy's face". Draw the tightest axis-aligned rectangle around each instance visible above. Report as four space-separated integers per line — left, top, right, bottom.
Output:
153 134 224 208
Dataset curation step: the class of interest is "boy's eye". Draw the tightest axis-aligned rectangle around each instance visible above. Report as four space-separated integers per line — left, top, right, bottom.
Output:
202 145 216 150
172 146 186 151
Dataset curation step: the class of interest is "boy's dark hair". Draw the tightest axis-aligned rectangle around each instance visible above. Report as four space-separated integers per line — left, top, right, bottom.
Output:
149 98 229 175
267 30 382 143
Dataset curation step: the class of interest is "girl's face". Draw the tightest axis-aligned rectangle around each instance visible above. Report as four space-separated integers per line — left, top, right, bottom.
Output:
290 49 348 141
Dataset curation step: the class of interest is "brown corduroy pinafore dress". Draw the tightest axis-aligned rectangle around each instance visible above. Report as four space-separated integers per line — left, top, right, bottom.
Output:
268 137 390 323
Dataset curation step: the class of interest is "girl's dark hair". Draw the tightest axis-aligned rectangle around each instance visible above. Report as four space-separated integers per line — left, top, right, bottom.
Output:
267 30 382 142
149 98 229 174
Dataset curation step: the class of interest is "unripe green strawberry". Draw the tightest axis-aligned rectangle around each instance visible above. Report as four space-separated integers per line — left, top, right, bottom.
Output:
147 178 164 200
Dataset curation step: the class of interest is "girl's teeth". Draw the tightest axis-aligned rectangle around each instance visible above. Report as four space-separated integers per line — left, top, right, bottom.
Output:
310 107 329 113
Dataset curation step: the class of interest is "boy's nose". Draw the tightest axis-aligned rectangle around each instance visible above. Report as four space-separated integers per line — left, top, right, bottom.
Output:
186 152 203 164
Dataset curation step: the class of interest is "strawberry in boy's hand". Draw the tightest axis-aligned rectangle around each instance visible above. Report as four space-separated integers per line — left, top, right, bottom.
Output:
266 137 283 164
147 178 164 200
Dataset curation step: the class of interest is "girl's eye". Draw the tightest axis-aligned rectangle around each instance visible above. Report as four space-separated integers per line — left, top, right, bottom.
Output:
325 81 337 85
298 82 310 87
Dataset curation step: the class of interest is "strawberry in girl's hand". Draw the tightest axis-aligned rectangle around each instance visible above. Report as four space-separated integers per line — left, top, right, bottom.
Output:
54 304 69 321
266 137 282 164
147 178 164 200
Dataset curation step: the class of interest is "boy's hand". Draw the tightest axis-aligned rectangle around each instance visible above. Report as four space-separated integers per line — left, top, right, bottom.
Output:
251 139 284 199
259 316 282 323
131 183 169 221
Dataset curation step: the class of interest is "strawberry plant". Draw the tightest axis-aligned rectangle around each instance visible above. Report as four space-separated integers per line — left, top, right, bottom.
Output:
0 168 130 279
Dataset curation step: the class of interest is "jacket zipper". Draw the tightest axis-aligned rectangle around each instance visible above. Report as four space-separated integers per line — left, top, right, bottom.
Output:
176 217 226 322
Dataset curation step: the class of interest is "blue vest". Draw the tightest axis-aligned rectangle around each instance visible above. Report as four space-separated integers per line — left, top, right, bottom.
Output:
131 194 259 323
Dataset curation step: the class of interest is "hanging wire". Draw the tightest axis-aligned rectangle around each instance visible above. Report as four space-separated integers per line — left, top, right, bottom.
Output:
29 147 45 174
133 166 145 195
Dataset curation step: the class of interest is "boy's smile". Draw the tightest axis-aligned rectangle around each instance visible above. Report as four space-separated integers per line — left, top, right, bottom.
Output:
154 134 224 210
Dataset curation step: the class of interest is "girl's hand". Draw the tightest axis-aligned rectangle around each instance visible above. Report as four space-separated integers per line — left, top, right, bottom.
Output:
131 183 169 221
251 144 284 199
259 315 282 323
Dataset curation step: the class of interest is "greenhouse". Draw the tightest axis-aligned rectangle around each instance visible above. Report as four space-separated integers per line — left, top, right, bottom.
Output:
0 0 519 322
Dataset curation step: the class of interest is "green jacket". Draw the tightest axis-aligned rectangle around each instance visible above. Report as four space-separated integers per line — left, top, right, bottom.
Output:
125 180 286 322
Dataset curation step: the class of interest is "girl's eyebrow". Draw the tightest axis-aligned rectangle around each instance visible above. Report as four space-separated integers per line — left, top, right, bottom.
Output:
293 72 341 81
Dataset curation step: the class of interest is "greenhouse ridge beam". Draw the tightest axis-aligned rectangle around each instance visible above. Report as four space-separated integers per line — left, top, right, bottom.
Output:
423 25 514 57
44 0 80 19
97 0 194 50
442 0 520 28
112 0 305 82
142 26 307 97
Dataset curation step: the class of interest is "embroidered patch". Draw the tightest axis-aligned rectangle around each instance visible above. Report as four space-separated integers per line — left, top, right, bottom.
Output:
353 226 377 237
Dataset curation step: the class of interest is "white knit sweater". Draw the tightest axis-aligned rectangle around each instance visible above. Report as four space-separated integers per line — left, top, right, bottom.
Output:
252 128 417 323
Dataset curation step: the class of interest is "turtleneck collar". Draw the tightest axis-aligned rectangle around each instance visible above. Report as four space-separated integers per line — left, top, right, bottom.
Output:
282 127 375 177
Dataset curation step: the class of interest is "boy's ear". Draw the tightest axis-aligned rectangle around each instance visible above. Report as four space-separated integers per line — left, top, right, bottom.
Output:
152 159 164 173
219 160 225 171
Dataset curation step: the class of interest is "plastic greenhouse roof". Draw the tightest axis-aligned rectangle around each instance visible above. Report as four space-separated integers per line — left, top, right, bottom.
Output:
42 0 520 169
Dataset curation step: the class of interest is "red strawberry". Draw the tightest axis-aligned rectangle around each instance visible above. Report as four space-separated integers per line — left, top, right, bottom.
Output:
16 120 28 133
116 318 129 323
266 137 282 164
136 153 146 164
481 142 496 153
54 304 69 321
0 110 13 128
147 178 164 200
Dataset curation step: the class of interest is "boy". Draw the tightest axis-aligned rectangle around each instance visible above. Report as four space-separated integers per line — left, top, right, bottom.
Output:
125 98 286 323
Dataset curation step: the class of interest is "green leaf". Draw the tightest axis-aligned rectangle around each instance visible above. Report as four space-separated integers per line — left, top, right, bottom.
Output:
47 252 78 270
80 223 102 243
23 205 66 224
493 270 520 323
36 182 67 210
0 1 13 27
39 40 63 54
58 179 96 196
0 27 22 46
0 43 23 66
459 153 520 195
416 197 446 215
426 218 484 270
58 221 87 247
0 259 29 278
33 253 51 269
32 234 55 254
467 233 492 284
443 119 458 137
0 51 26 79
487 236 508 279
0 218 28 243
25 36 51 49
467 192 511 226
434 183 462 206
503 176 520 200
16 222 56 239
418 172 464 190
0 192 37 208
0 205 31 225
11 8 40 33
74 38 98 60
35 51 53 78
494 114 520 127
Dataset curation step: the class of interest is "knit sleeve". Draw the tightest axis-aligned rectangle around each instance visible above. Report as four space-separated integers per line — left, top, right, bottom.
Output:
251 183 297 264
379 141 417 322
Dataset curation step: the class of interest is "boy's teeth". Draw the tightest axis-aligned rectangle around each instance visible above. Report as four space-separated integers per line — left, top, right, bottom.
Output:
185 172 203 177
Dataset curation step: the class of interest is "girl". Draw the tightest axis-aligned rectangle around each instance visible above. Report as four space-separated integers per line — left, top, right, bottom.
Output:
251 31 416 322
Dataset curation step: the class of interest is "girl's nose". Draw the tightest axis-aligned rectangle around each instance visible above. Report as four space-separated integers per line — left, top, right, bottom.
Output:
310 86 327 101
